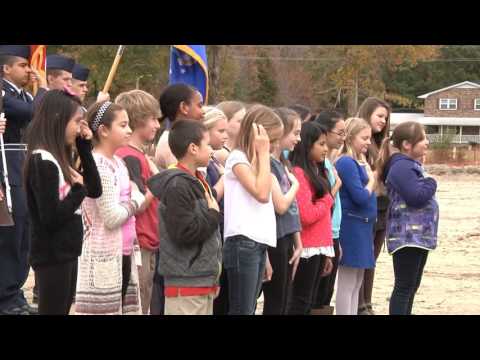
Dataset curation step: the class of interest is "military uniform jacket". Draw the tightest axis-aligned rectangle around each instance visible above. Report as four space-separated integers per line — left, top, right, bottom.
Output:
1 79 45 187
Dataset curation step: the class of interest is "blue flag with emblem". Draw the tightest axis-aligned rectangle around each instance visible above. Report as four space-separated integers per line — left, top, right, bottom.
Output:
169 45 208 104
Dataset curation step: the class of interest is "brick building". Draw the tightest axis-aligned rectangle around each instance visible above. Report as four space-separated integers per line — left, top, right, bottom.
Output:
391 81 480 144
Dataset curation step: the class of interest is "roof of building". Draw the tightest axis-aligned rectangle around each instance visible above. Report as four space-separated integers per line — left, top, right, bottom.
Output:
418 81 480 99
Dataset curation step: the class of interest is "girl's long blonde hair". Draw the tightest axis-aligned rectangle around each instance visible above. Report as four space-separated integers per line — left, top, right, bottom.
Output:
216 101 245 121
336 117 371 163
235 104 283 170
202 106 227 130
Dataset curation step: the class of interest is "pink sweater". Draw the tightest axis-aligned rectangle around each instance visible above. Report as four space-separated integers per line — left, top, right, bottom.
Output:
292 167 334 249
118 158 136 256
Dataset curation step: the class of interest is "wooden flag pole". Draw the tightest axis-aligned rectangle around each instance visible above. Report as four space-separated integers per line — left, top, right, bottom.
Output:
102 45 125 93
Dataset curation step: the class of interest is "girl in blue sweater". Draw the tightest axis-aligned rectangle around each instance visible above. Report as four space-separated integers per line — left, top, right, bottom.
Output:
334 117 377 315
376 121 438 315
356 97 391 315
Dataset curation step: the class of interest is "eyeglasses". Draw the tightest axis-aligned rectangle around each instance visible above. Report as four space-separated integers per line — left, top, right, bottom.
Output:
330 130 346 137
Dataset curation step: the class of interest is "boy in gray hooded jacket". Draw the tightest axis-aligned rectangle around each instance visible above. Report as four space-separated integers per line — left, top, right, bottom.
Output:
148 120 222 315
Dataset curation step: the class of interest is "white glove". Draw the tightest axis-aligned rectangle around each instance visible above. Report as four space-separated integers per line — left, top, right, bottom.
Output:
96 91 111 103
0 113 6 135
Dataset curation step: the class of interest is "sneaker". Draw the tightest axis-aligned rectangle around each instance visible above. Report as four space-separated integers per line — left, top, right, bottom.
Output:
0 306 30 315
20 303 38 315
14 297 38 315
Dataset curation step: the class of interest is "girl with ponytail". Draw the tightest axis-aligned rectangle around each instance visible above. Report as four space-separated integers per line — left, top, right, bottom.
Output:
376 121 438 315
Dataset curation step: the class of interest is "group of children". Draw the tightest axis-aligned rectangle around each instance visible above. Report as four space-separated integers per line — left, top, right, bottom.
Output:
23 83 440 315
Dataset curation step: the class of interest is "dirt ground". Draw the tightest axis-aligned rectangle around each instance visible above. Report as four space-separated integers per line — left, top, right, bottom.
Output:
22 174 480 315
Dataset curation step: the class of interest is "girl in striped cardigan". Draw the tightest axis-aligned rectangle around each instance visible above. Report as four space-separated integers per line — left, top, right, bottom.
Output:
75 101 145 315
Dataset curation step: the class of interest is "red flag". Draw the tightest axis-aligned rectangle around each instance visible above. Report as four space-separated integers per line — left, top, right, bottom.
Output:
30 45 46 95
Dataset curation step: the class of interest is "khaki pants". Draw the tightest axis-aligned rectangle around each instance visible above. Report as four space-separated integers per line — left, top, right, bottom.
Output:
137 249 156 315
165 293 214 315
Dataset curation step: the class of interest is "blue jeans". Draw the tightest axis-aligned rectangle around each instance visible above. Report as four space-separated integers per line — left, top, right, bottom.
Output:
223 235 267 315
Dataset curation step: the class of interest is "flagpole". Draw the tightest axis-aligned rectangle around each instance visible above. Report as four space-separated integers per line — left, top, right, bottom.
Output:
102 45 125 94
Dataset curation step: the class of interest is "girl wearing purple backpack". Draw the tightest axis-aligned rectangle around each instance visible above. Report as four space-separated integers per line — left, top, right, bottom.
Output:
376 121 439 315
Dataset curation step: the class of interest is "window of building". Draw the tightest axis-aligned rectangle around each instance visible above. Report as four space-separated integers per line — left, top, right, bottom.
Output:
462 126 480 135
474 99 480 110
439 98 457 110
425 125 440 134
444 125 461 135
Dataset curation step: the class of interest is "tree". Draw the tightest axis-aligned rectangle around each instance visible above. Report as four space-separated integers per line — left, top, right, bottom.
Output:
207 45 221 104
272 46 318 109
47 45 455 114
250 49 278 106
207 45 241 104
50 45 170 100
323 45 439 115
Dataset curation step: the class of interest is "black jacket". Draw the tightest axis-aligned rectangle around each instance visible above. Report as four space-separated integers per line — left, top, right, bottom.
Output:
26 138 102 268
147 169 222 287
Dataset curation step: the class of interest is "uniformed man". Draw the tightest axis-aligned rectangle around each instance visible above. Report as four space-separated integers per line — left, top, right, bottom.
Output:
45 54 75 90
0 45 46 315
71 63 110 110
32 54 75 111
71 63 89 103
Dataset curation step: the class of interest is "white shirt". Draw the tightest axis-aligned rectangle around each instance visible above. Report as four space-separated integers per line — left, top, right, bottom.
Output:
301 246 335 259
3 78 22 94
223 149 277 248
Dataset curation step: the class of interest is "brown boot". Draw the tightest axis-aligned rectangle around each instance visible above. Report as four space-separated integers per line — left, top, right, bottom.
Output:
322 305 334 315
310 306 334 315
310 308 323 315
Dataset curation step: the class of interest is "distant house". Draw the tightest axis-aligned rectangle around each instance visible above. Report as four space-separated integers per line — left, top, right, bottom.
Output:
390 81 480 144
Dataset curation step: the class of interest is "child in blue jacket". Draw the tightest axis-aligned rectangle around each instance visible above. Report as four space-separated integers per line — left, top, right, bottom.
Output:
334 118 377 315
376 121 439 315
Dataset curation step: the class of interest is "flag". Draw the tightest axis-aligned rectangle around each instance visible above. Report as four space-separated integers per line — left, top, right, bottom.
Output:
30 45 46 95
169 45 208 104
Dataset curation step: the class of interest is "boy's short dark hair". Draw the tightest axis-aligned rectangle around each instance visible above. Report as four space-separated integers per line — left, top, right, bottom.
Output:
169 120 207 159
0 54 17 69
